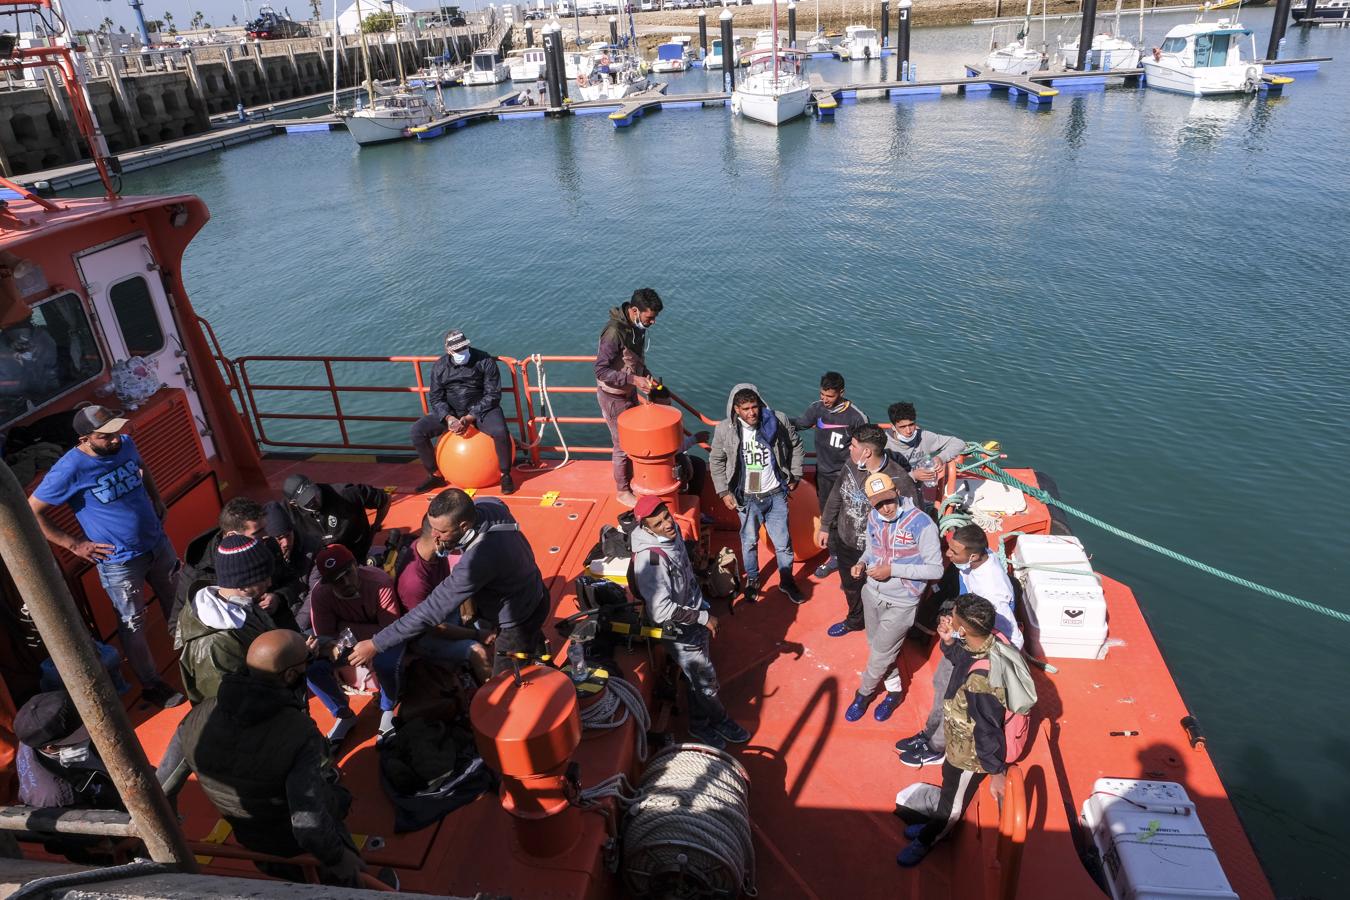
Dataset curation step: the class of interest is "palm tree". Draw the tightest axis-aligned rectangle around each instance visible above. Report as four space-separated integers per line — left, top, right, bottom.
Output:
191 11 205 30
308 0 321 21
163 11 176 35
99 16 114 33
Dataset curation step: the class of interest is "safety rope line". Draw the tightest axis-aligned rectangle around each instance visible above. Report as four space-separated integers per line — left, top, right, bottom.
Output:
954 445 1350 626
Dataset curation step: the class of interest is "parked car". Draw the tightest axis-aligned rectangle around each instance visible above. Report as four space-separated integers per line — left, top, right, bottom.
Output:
640 0 656 8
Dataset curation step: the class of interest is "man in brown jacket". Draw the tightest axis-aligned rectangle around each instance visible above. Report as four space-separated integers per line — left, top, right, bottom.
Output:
593 288 663 506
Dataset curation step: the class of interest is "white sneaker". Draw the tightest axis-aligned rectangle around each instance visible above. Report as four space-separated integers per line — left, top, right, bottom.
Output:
379 709 397 735
326 712 357 744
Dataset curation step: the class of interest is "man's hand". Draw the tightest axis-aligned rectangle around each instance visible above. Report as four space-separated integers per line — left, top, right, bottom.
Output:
815 530 829 550
990 773 1006 803
326 849 367 886
307 635 342 663
850 562 865 579
460 414 476 429
867 563 891 582
632 375 653 393
71 540 115 563
349 639 378 669
706 615 719 638
938 614 955 644
721 494 738 512
445 415 462 433
258 592 281 612
787 480 800 493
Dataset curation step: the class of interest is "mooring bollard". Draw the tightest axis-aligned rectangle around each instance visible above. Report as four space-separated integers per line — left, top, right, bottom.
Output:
881 0 890 49
788 2 797 50
543 21 567 109
699 10 709 60
720 9 735 92
526 24 534 48
609 15 619 46
898 0 912 81
1267 0 1292 59
1075 0 1099 71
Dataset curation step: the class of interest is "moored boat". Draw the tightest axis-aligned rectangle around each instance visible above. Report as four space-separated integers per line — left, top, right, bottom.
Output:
1143 17 1266 96
835 24 881 60
732 46 811 126
464 49 510 85
508 47 549 82
1291 0 1350 23
652 40 692 73
340 89 438 145
575 45 650 101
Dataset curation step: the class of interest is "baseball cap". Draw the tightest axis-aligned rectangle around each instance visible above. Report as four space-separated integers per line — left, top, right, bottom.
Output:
72 405 128 437
282 474 321 511
444 330 469 353
14 690 87 749
633 494 666 520
863 472 898 506
314 544 356 582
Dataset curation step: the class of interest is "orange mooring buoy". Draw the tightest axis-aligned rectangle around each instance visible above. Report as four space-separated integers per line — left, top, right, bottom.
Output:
435 426 515 489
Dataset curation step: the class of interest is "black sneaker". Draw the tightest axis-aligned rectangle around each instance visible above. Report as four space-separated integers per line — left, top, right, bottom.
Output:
814 556 839 578
712 718 751 744
780 577 806 605
500 473 517 495
416 473 448 493
742 580 760 604
899 745 944 768
689 727 728 750
141 683 185 709
895 732 929 755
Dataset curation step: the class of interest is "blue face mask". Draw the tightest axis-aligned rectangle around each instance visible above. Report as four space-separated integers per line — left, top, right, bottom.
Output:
450 350 469 365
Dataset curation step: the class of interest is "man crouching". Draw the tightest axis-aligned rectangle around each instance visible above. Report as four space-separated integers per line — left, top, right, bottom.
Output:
631 495 750 751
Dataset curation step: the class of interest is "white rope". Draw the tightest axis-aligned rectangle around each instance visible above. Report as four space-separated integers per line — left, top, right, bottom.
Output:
516 353 571 471
621 745 757 898
580 676 650 762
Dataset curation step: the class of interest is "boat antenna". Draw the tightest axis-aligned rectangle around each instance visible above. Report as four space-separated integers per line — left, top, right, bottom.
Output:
386 0 407 86
1138 0 1144 47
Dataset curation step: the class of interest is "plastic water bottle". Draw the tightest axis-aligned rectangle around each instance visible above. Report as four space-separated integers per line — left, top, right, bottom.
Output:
338 627 357 650
915 453 937 488
568 641 589 683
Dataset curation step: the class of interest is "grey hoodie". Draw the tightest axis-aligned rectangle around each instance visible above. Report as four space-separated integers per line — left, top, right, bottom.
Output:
631 525 710 629
885 427 966 470
708 382 803 502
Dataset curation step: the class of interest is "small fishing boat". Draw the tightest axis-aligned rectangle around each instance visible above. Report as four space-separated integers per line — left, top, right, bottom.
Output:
508 47 548 82
464 49 510 85
1057 0 1144 71
652 40 691 73
575 46 650 101
731 47 810 126
1143 17 1267 95
409 56 463 88
1291 0 1350 22
835 24 881 60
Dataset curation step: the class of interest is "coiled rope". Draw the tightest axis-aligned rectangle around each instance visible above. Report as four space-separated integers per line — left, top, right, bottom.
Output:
621 744 756 898
953 445 1350 626
580 675 651 762
516 353 571 470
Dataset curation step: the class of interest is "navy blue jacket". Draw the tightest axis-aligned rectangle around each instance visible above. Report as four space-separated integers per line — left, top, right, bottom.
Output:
428 349 502 421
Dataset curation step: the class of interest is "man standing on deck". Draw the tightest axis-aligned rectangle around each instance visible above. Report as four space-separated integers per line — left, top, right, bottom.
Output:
283 473 389 564
793 372 868 578
410 330 516 495
349 488 549 682
29 406 184 709
594 288 663 507
885 401 966 485
818 424 917 639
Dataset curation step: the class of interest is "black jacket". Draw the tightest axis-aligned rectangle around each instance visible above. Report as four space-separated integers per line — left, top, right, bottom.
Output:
428 349 502 421
291 482 388 562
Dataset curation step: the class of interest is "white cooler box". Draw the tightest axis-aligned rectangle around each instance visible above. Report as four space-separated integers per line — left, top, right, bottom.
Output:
1082 778 1238 900
1011 534 1109 659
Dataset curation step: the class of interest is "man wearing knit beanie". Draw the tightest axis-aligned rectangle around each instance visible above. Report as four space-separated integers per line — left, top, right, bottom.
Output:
175 534 279 704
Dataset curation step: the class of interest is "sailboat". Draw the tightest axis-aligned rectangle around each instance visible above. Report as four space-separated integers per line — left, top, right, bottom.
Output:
339 0 439 145
731 0 811 127
1057 0 1144 71
984 0 1045 75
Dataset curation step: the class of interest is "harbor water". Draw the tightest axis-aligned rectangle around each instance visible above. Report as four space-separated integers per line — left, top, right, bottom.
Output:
95 10 1348 897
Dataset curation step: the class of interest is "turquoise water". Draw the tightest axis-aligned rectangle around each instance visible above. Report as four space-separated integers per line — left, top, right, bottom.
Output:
100 11 1348 897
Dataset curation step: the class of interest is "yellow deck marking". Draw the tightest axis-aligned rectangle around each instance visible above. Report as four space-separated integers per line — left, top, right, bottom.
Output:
464 488 476 497
194 818 233 865
539 491 560 507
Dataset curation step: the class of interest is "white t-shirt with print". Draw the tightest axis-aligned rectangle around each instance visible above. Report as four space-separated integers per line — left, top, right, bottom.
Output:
740 422 780 495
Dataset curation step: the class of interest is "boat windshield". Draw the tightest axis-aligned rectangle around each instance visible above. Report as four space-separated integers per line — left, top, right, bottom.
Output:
1160 36 1187 53
0 292 104 428
1194 33 1234 67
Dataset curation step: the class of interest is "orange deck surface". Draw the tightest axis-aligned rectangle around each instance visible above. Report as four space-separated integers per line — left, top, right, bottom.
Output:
113 457 1273 899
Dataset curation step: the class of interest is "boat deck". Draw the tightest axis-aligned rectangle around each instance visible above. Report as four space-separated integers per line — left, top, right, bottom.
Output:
88 455 1271 897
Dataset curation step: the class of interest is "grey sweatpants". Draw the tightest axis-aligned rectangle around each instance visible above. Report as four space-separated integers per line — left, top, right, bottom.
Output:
923 654 955 753
859 585 917 696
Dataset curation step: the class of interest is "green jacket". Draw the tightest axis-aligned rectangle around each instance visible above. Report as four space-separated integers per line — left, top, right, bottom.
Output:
175 587 275 705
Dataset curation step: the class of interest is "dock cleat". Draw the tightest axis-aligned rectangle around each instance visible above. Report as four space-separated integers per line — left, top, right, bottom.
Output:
873 692 903 722
844 692 876 722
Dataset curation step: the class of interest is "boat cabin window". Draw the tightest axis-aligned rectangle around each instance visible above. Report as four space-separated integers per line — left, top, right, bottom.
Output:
1160 36 1187 54
108 276 166 357
1194 34 1234 67
0 291 103 428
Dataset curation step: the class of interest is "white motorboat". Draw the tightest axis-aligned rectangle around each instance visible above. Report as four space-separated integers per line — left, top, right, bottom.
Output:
1142 17 1267 95
652 40 691 73
1056 0 1144 71
564 51 594 80
464 49 509 85
731 46 810 126
409 58 463 88
575 46 650 100
706 37 741 70
835 25 880 60
984 0 1045 75
508 47 548 82
342 90 437 145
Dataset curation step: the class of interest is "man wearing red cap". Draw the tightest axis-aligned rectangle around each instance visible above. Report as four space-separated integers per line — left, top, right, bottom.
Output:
630 496 750 750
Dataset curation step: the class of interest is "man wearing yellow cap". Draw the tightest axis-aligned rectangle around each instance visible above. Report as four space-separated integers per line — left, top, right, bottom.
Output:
844 472 943 723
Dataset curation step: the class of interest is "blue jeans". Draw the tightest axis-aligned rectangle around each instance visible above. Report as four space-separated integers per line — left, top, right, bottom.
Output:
736 488 794 582
96 535 178 689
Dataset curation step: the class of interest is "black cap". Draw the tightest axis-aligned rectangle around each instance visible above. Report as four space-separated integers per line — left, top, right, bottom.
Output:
282 474 321 511
14 690 84 748
262 500 294 538
72 405 128 437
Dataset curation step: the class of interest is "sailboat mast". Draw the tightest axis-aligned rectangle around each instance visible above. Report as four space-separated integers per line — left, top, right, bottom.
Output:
772 0 780 82
388 0 407 86
355 0 375 103
330 0 340 109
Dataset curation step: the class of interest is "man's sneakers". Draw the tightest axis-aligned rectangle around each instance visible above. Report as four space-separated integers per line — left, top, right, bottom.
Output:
903 823 927 841
894 732 929 755
899 744 945 768
742 580 760 604
712 718 751 744
326 710 357 747
873 692 903 722
897 839 932 867
690 727 726 750
378 709 397 738
814 556 839 578
141 683 185 709
827 621 863 638
844 692 876 722
500 473 517 495
416 473 448 494
780 575 806 605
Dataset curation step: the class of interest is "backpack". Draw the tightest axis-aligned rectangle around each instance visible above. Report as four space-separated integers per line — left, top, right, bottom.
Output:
969 634 1036 764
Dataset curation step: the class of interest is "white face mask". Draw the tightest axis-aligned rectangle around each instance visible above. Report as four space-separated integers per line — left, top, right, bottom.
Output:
57 743 92 765
954 560 972 573
450 350 470 365
896 430 921 445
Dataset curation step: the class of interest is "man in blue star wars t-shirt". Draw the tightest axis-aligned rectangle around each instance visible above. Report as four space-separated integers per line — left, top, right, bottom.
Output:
29 406 184 708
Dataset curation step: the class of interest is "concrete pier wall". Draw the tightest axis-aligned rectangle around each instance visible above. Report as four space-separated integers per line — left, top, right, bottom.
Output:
0 30 485 177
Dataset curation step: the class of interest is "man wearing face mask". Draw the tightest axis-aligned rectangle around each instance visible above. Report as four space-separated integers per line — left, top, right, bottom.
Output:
14 689 120 811
885 401 966 487
349 488 548 679
843 472 943 724
410 329 516 495
817 424 917 639
283 473 389 565
0 321 58 404
30 405 184 709
176 534 279 705
178 630 368 887
594 288 663 507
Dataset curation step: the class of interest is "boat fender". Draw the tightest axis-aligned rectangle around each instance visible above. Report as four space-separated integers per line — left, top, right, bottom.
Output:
1244 65 1260 92
1180 714 1206 749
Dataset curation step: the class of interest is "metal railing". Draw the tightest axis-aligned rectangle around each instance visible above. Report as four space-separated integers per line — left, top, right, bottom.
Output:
994 764 1027 900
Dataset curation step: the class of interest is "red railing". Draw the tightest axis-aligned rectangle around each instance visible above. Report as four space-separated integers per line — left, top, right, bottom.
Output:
994 765 1027 900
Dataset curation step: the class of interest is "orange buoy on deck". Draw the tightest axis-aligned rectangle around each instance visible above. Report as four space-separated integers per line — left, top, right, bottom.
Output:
470 664 582 857
617 403 683 504
435 426 514 489
787 479 820 557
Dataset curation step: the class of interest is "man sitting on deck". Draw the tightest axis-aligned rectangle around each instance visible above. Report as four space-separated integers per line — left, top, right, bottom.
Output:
631 495 750 750
394 515 492 684
283 473 389 565
349 489 549 682
409 329 516 496
178 629 367 887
